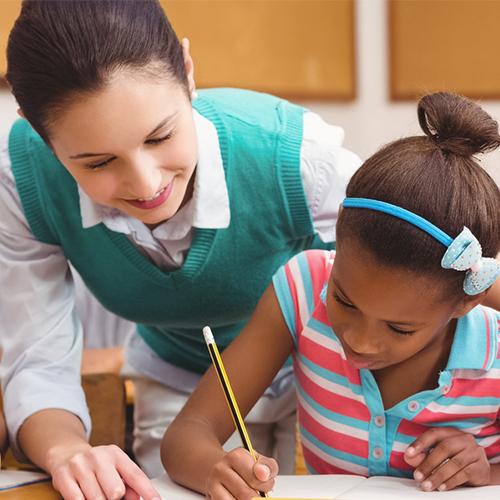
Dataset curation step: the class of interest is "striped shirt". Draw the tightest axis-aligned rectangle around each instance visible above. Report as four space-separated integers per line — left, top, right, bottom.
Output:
272 249 500 477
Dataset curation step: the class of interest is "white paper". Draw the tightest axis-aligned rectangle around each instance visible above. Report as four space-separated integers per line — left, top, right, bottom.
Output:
0 469 50 490
152 473 500 500
339 475 500 500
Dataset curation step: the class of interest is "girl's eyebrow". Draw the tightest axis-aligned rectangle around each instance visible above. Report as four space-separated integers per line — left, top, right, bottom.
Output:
331 277 426 327
69 112 179 159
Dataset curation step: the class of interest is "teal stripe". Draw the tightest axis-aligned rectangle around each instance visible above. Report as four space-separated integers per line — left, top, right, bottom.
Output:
296 251 314 316
298 355 363 395
297 384 369 432
436 395 500 407
272 266 297 345
307 316 337 338
387 466 412 478
300 426 367 467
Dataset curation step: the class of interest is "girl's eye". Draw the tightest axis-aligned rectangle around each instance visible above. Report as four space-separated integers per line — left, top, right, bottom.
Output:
145 132 172 145
388 324 416 336
333 292 355 309
86 157 114 170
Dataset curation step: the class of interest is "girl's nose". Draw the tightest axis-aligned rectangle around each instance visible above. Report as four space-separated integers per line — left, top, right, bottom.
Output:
343 328 380 356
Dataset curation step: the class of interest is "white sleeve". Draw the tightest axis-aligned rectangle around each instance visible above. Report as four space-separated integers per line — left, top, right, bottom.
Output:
301 111 362 242
0 137 91 460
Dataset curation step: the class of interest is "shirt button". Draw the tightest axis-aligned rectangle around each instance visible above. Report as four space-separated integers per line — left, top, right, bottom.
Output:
374 415 385 427
372 447 384 459
408 400 420 412
441 385 451 395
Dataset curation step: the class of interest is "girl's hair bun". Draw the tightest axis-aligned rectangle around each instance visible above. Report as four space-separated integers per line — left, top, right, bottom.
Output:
417 92 500 156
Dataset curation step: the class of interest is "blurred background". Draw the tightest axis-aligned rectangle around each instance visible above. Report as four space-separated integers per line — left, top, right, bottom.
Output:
1 0 499 184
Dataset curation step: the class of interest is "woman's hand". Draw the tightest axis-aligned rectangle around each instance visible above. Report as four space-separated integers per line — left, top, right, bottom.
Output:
404 427 490 491
49 444 160 500
205 448 278 500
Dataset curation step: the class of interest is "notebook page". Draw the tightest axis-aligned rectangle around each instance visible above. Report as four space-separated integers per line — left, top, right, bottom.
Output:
152 473 366 499
338 475 500 499
0 469 50 491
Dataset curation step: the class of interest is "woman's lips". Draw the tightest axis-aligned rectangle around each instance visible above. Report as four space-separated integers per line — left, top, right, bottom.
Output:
125 180 173 210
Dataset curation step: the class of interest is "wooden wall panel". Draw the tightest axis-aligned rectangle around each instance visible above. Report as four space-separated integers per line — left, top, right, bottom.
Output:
390 0 500 100
162 0 356 99
0 0 21 84
0 1 356 99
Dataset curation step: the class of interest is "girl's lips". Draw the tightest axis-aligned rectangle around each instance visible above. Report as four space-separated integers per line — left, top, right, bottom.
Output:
125 180 173 210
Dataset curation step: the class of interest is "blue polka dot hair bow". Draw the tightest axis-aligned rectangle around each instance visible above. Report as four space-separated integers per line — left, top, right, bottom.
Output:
342 198 500 296
441 227 500 295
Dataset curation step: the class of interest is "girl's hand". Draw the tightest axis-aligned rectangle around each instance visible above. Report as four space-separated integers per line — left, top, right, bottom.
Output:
404 427 490 491
49 444 160 500
205 448 278 499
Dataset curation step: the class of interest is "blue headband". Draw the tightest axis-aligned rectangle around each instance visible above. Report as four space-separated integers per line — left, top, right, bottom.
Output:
342 197 500 295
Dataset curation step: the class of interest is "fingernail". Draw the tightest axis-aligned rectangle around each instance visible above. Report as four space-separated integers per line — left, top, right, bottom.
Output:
414 471 423 481
406 446 415 455
438 484 447 491
262 464 270 480
422 481 432 491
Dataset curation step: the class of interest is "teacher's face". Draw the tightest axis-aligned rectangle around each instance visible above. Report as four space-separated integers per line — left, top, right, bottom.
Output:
49 69 198 226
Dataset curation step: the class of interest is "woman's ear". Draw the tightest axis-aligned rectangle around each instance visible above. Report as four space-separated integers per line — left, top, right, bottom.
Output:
451 291 488 318
17 108 25 118
181 37 196 99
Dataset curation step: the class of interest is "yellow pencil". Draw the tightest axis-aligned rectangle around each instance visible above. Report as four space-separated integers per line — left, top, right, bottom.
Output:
203 326 268 498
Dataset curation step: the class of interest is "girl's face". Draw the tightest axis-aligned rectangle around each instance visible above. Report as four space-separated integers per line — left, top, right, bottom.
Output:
326 239 478 371
48 71 198 226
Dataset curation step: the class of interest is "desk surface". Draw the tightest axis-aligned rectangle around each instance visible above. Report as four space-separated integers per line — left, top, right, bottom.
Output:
0 481 60 499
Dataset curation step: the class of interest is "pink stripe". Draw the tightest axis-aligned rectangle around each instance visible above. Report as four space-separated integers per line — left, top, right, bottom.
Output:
284 265 302 334
415 408 498 424
485 441 500 459
447 378 500 399
475 423 500 437
299 405 368 458
302 445 365 476
299 335 361 386
295 363 370 421
389 451 414 472
396 419 431 439
482 308 491 370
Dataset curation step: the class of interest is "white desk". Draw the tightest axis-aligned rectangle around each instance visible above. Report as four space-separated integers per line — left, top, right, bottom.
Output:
151 473 500 500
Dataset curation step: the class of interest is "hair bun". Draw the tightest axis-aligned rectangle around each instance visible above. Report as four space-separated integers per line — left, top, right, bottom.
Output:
417 92 500 156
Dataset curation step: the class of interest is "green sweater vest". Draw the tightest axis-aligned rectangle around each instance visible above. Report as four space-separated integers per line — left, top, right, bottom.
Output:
9 88 329 373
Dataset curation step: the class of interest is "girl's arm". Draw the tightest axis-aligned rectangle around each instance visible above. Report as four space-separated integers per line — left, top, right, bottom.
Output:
162 284 294 497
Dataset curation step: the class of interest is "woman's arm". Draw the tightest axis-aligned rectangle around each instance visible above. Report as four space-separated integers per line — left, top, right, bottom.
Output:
162 284 294 497
0 154 159 499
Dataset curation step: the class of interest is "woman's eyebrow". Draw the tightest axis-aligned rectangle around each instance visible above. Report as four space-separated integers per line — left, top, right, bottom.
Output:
69 112 179 159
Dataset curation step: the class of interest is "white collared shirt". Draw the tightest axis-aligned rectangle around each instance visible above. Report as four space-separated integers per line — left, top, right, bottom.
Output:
0 108 361 454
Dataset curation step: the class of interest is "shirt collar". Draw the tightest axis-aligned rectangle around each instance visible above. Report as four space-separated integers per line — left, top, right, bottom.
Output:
446 305 499 371
78 108 230 233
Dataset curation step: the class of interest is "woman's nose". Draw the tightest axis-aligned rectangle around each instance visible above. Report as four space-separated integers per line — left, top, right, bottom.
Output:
123 153 162 197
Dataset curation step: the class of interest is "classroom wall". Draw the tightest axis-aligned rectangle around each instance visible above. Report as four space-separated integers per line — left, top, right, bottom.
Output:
1 0 499 184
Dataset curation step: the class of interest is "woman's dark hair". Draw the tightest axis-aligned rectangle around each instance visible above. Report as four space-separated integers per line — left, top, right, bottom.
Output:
7 0 187 142
337 92 500 299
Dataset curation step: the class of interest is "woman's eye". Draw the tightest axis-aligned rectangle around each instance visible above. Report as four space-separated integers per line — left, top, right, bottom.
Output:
145 132 172 145
388 324 416 336
333 292 355 309
86 157 114 170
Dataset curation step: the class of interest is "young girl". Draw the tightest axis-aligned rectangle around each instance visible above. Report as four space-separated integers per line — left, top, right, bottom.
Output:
163 92 500 497
0 0 360 497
